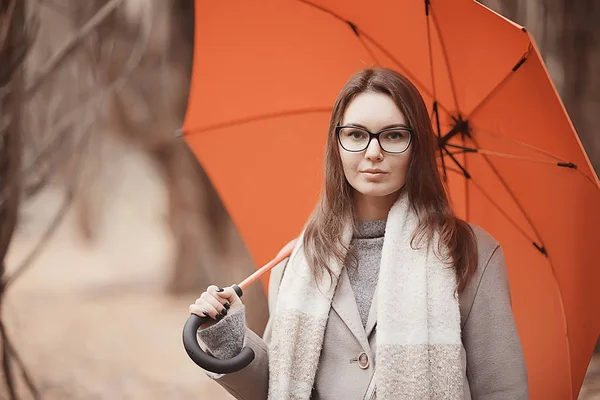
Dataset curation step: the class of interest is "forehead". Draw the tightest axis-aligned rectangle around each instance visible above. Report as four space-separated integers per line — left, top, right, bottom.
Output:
342 92 407 129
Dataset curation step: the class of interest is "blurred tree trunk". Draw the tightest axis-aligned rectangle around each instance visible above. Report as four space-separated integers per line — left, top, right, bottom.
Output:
1 2 39 398
0 0 24 270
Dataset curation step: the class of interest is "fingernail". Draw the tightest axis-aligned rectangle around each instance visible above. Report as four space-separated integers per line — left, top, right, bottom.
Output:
221 308 228 316
202 311 210 317
216 314 223 321
216 288 225 292
223 302 231 310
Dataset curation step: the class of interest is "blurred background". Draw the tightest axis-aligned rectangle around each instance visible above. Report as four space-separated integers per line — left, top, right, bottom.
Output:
0 0 598 399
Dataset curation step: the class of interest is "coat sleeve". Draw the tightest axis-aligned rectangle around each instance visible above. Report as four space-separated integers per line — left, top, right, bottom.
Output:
463 245 529 400
196 257 288 400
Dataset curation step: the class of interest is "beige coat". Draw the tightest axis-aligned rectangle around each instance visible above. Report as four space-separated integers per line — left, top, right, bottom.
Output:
203 226 529 399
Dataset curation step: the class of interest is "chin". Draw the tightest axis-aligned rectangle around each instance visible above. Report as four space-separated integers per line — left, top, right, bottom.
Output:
355 183 400 198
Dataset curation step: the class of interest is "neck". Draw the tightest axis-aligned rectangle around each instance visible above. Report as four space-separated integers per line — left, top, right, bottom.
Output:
353 190 401 221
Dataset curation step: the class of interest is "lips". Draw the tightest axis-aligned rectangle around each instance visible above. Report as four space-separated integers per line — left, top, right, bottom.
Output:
361 170 387 174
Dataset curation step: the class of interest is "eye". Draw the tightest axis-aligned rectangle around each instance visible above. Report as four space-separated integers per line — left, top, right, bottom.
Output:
382 130 408 141
344 129 368 140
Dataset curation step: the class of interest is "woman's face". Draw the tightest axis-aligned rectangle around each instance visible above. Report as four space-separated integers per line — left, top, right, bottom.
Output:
338 91 412 199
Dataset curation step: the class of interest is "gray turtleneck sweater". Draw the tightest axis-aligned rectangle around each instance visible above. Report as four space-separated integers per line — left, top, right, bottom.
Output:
198 219 387 359
345 219 385 327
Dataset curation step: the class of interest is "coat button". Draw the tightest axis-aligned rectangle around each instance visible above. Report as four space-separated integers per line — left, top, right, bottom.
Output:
358 352 370 369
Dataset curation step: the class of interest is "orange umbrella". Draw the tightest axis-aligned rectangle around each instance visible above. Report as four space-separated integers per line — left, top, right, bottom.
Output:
180 1 600 398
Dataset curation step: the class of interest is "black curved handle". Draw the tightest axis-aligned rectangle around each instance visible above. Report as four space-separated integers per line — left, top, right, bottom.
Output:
182 284 255 374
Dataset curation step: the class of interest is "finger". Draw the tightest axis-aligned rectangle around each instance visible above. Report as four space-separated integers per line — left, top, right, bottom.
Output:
201 291 229 318
206 285 237 311
214 286 241 307
196 286 231 316
217 286 241 303
189 302 219 320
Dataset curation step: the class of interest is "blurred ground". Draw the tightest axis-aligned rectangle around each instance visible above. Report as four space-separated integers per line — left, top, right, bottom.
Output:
1 141 599 399
4 143 233 399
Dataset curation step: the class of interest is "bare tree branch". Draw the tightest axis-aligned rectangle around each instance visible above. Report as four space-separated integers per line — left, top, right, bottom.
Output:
0 0 24 280
25 0 123 97
0 0 38 94
0 317 40 399
0 0 40 397
1 321 16 400
0 1 150 210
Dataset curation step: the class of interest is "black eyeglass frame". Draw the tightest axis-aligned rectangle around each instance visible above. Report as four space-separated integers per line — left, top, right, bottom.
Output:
335 125 413 154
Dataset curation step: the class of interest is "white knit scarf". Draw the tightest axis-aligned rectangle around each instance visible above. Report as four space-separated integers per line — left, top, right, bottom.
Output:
268 193 463 399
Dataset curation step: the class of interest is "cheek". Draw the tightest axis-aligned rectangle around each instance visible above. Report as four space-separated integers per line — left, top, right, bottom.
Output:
339 150 359 175
390 154 412 180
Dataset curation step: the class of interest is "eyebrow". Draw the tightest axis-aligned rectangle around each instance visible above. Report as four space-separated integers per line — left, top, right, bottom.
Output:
344 122 410 130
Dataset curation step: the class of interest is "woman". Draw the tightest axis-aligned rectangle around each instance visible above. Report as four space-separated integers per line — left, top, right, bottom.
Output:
190 68 529 400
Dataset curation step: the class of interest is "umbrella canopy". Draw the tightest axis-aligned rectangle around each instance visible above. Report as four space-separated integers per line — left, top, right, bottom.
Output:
181 1 600 398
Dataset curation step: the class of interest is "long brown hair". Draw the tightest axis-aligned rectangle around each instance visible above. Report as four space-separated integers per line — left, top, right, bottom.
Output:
302 68 478 293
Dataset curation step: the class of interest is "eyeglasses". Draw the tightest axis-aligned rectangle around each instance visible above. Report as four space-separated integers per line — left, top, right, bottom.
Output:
336 125 412 154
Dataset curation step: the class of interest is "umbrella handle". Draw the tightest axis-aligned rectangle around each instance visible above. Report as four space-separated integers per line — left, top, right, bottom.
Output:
182 238 298 374
182 284 256 374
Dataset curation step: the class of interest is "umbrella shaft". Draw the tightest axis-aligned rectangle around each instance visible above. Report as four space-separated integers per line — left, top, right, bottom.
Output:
239 239 298 290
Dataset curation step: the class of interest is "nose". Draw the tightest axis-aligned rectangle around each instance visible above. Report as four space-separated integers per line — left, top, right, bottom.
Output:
364 137 383 160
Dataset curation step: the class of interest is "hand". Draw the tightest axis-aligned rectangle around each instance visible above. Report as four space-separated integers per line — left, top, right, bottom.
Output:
189 285 243 325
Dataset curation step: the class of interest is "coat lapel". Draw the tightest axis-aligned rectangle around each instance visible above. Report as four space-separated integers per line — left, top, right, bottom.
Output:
365 285 378 338
331 268 371 352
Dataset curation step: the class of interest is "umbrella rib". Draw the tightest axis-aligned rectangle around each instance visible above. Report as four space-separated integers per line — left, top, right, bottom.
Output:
440 126 548 255
429 6 461 113
359 33 451 116
297 0 452 117
425 6 438 103
425 4 447 182
467 135 547 255
434 103 448 182
346 22 383 67
181 107 332 136
471 127 600 191
466 45 533 120
359 39 382 67
460 171 541 248
444 165 546 257
445 144 571 166
473 125 564 161
463 134 471 221
442 147 470 179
